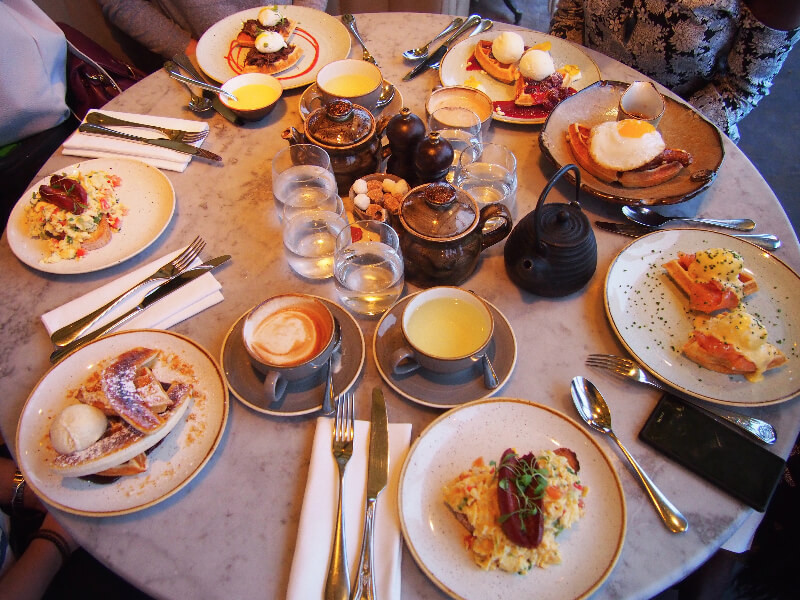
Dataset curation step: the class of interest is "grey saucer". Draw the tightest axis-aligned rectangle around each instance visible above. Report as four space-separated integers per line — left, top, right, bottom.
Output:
221 297 365 416
298 80 404 121
373 293 517 408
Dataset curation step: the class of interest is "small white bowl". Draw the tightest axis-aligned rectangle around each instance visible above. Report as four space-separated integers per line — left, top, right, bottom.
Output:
220 73 283 121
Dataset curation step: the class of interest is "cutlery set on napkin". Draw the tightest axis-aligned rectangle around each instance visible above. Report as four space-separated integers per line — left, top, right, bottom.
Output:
43 240 229 362
287 389 411 600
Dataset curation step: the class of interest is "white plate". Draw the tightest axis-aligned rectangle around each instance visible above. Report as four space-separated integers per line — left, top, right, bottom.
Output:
439 32 600 125
399 398 626 600
7 158 175 275
16 330 228 517
196 6 351 89
605 229 800 406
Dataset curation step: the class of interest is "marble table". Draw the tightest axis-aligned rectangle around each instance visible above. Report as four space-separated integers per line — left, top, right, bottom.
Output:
2 12 799 600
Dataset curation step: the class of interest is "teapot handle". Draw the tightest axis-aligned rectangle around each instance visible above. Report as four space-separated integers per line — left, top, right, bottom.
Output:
478 203 513 251
534 164 582 252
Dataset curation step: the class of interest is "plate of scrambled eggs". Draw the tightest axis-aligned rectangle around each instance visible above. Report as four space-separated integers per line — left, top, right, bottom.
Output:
398 398 626 600
7 158 175 274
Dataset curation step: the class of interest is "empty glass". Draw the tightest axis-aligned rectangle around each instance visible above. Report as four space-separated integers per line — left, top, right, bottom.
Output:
334 220 404 316
427 106 482 183
283 209 348 280
455 142 518 217
271 144 337 222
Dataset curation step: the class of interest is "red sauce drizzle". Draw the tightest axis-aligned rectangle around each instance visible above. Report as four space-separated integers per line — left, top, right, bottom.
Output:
278 27 319 80
493 88 576 120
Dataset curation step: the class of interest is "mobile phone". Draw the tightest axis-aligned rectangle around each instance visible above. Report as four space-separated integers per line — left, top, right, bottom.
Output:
639 394 785 512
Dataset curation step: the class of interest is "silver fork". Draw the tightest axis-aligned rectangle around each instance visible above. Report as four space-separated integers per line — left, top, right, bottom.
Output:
85 112 209 144
325 392 354 600
50 236 206 347
586 354 777 444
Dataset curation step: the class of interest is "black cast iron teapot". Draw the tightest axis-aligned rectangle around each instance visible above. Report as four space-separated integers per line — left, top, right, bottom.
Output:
504 164 597 297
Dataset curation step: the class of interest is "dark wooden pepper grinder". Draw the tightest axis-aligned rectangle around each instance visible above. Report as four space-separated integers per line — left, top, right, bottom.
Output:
413 131 454 186
384 107 425 180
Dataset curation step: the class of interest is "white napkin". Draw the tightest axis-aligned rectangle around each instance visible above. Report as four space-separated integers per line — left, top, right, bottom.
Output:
62 109 210 172
41 247 224 336
286 418 412 600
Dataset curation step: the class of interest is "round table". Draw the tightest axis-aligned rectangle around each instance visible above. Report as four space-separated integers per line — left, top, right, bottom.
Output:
1 12 798 600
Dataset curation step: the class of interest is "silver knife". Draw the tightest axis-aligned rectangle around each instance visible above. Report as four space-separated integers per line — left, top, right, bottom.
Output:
594 221 782 250
351 388 389 600
50 255 230 363
403 14 482 81
78 123 222 161
171 53 242 125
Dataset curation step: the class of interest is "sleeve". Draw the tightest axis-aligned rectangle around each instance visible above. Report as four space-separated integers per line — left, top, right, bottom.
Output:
688 5 800 142
549 0 586 45
97 0 193 59
292 0 328 10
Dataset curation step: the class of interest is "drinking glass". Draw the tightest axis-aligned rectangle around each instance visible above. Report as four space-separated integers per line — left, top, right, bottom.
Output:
427 106 482 183
455 142 518 217
334 220 404 316
283 209 348 280
271 144 337 221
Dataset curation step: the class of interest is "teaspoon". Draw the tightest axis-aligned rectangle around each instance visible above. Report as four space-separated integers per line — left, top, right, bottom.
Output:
570 376 689 534
622 205 756 231
163 62 213 113
402 17 464 61
322 319 342 416
342 14 378 66
164 62 238 101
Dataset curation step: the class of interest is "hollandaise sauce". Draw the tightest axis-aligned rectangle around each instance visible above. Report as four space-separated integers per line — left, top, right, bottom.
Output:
226 83 280 110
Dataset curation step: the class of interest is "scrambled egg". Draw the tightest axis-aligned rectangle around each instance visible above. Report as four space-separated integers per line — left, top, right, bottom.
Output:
442 451 587 574
25 169 126 263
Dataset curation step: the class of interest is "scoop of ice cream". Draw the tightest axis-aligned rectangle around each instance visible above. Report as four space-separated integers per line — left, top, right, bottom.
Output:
491 32 525 64
519 49 555 81
50 404 108 454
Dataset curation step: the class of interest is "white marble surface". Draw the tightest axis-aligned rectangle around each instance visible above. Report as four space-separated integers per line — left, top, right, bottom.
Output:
1 13 799 600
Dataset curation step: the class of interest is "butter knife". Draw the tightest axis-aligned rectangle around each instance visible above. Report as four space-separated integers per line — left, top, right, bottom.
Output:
50 255 230 363
594 221 782 250
79 123 222 161
351 388 389 600
403 14 482 81
171 53 242 125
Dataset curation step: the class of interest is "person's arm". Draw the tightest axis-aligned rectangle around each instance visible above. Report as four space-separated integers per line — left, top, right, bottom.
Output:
97 0 193 59
688 5 800 141
549 0 585 45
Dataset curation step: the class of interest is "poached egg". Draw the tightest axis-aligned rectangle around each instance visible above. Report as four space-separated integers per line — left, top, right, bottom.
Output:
254 30 287 54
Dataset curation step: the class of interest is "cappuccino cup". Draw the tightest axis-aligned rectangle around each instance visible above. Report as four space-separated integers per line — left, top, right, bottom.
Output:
390 287 497 387
242 294 335 404
308 59 385 112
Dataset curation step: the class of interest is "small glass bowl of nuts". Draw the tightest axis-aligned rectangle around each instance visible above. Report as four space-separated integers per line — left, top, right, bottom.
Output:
349 173 411 223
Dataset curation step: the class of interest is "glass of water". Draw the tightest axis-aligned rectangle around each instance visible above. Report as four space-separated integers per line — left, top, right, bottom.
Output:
427 106 482 183
334 220 404 316
271 144 337 221
283 209 348 280
455 142 518 217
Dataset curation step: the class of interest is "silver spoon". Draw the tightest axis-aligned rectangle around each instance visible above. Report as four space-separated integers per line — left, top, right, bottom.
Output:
164 62 238 101
570 376 689 534
322 319 343 416
163 62 213 113
622 205 756 231
402 17 464 61
341 14 378 66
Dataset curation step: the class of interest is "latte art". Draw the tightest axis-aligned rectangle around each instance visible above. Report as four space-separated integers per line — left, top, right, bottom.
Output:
250 309 328 366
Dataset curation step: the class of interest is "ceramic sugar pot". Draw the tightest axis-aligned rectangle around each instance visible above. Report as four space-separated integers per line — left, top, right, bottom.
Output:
397 181 512 287
503 164 597 297
282 99 389 194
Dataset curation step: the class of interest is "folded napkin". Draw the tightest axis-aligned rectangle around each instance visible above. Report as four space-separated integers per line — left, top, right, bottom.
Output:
62 109 210 172
287 418 412 600
41 246 224 337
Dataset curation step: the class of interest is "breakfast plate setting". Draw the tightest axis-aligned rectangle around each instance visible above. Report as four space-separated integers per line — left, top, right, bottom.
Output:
16 330 228 517
7 158 175 275
373 293 517 407
195 6 351 89
221 297 365 417
540 80 725 205
399 398 626 600
605 229 800 406
438 31 601 125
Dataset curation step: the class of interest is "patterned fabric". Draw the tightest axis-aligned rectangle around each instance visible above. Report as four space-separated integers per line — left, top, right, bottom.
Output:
549 0 800 142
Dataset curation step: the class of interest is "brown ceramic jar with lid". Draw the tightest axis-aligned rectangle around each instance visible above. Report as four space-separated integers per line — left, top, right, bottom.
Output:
396 181 512 287
384 107 425 180
412 131 454 186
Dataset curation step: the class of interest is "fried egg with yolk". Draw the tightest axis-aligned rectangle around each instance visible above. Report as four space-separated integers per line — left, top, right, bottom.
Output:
588 119 666 171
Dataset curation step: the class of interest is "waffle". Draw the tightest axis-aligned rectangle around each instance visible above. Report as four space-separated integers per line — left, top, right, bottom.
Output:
473 40 519 84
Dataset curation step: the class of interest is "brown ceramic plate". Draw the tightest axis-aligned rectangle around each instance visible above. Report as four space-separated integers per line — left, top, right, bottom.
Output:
539 80 725 206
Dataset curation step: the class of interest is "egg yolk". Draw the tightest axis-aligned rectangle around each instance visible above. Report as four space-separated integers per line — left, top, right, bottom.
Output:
531 41 552 52
617 119 657 138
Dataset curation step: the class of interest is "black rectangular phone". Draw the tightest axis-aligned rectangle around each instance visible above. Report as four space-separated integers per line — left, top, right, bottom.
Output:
639 394 785 512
